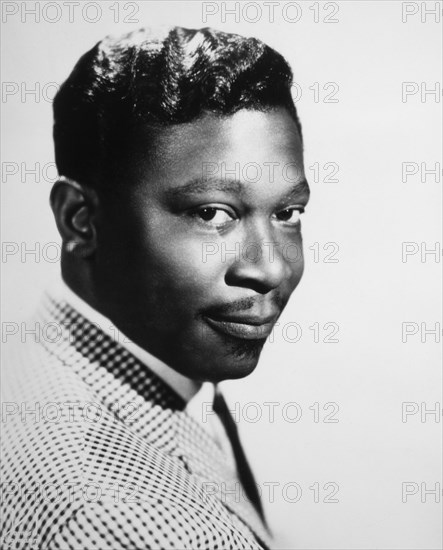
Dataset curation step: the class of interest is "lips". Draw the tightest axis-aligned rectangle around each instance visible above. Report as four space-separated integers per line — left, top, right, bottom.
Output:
204 314 278 340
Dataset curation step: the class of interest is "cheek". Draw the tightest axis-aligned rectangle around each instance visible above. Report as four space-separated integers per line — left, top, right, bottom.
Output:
140 232 222 296
282 237 305 289
293 255 305 284
285 244 304 270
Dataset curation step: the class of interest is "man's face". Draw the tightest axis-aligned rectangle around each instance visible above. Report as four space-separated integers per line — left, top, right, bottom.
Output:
94 107 309 382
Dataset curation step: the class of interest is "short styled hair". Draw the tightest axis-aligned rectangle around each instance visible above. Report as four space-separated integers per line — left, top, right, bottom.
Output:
53 26 301 189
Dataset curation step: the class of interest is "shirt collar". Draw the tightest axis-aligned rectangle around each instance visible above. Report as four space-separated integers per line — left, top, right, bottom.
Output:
53 276 204 404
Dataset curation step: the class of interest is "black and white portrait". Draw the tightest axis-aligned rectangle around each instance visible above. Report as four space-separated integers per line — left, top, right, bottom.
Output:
1 2 441 549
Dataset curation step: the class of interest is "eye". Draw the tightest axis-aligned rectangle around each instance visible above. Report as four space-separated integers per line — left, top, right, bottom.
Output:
193 206 235 226
274 206 305 225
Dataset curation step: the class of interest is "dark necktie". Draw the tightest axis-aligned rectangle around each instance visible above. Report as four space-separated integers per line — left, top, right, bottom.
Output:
212 389 266 524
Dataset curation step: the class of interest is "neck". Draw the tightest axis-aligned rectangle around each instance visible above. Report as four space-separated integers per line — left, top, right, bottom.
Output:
61 256 101 313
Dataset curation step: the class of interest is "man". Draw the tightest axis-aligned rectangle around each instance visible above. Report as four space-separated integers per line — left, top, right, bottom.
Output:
1 26 309 549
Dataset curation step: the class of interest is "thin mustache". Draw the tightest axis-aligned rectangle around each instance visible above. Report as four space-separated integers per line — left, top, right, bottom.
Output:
201 294 285 317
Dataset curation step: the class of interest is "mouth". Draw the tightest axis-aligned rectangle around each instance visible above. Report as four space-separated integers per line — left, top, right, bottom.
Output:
203 314 278 340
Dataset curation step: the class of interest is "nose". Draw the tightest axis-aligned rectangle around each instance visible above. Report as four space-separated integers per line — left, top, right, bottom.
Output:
224 228 295 294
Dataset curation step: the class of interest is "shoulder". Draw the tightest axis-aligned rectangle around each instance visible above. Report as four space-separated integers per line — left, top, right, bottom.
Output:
1 341 248 549
45 497 242 550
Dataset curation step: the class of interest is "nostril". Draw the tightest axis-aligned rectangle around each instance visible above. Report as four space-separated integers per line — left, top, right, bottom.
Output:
224 272 276 295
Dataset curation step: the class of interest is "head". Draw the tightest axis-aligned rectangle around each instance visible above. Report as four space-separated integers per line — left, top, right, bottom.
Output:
51 26 309 383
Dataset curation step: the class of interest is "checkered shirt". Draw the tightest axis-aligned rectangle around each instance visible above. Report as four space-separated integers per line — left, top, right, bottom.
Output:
1 292 272 549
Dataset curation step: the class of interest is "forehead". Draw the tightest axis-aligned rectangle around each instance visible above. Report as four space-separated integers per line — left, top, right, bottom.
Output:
157 107 302 163
129 108 305 198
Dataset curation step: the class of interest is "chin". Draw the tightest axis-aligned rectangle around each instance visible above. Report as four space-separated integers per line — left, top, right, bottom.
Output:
195 337 266 383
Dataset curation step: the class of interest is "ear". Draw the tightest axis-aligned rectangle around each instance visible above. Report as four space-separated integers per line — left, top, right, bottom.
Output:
50 176 99 259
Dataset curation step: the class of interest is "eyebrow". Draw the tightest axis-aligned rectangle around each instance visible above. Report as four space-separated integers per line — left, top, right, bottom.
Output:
280 179 310 202
165 176 310 201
